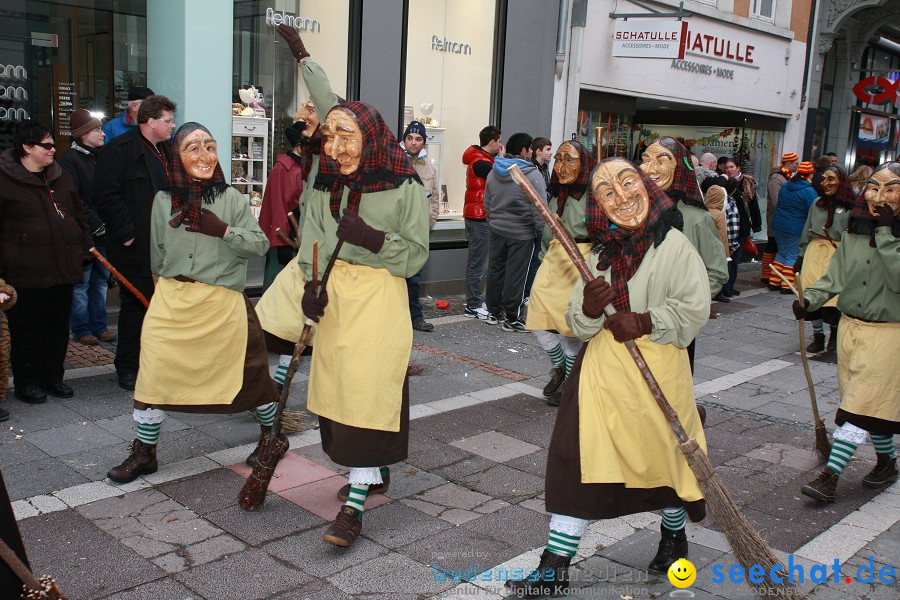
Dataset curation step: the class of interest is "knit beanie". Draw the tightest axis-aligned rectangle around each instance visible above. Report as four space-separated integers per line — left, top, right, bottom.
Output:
780 152 799 164
402 120 427 141
70 109 102 139
285 121 305 147
796 161 814 175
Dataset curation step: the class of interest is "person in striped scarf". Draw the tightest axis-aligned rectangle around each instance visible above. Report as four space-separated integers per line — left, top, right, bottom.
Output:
764 152 798 286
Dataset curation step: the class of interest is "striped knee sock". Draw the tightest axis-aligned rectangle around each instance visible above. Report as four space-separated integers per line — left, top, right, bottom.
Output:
273 354 291 385
661 507 687 532
564 353 577 379
811 319 824 335
782 265 795 287
547 529 581 558
380 466 389 479
769 262 784 287
871 435 897 458
344 484 369 515
547 344 565 368
827 439 859 475
255 402 277 427
761 252 775 280
133 408 164 445
136 421 161 445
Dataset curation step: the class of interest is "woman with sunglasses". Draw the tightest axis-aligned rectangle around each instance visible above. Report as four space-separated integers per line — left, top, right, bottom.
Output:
0 121 92 405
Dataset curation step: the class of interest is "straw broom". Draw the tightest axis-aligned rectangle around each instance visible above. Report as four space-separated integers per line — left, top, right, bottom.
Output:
507 164 801 599
772 269 832 461
239 240 344 510
0 539 67 599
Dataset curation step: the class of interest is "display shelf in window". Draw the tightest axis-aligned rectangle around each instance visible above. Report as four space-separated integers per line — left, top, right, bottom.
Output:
232 115 270 220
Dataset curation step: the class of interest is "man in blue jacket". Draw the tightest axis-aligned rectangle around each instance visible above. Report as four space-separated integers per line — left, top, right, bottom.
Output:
102 86 154 141
770 161 818 294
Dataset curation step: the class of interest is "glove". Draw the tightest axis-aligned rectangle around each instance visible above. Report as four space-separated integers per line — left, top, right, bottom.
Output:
301 281 328 323
276 24 310 62
276 245 294 266
874 204 895 228
188 209 228 238
603 311 653 343
793 256 803 274
336 212 385 253
582 277 616 319
792 300 808 320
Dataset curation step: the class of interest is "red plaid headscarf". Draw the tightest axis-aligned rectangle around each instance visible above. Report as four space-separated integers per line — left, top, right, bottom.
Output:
652 136 706 211
585 159 681 312
848 161 900 246
547 140 596 217
167 123 228 229
816 167 856 229
315 101 420 221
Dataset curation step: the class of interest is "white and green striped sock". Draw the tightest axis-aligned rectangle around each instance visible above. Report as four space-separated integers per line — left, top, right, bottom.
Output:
546 514 587 558
133 408 164 445
273 354 291 385
344 484 369 515
255 402 277 427
547 344 565 368
811 319 824 335
564 353 577 379
136 422 160 445
871 435 896 458
827 439 859 475
661 507 687 532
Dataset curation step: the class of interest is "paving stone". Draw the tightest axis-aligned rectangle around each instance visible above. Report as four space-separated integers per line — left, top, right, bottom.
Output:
460 504 548 551
100 577 199 600
0 437 48 468
227 452 337 492
292 443 350 474
504 448 547 478
151 429 229 465
450 431 540 463
264 526 390 577
359 501 454 548
56 440 133 481
151 532 247 574
432 454 497 482
3 457 89 500
276 474 391 520
459 463 544 503
197 416 267 446
205 493 324 545
405 434 474 471
273 578 352 599
23 422 123 457
328 552 454 596
495 414 555 448
174 548 308 600
157 468 247 515
384 462 447 499
1 399 88 433
410 402 530 443
95 412 190 441
406 482 493 511
400 526 523 585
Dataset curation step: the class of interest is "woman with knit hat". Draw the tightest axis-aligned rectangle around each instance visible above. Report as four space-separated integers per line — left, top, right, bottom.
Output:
794 166 854 353
106 122 279 484
525 140 595 406
764 151 799 286
769 161 818 293
794 161 899 502
297 101 429 548
508 159 710 596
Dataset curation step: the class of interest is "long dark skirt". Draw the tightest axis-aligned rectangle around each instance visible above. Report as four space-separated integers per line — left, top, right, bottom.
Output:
544 348 706 522
836 409 899 437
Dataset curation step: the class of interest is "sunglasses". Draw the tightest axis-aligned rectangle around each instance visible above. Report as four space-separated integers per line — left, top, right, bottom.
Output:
34 142 56 150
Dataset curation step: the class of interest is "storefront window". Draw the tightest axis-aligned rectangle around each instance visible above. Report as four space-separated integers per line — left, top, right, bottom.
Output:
403 0 497 216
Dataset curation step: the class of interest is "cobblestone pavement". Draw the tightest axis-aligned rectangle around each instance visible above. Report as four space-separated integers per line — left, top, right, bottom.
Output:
2 268 897 599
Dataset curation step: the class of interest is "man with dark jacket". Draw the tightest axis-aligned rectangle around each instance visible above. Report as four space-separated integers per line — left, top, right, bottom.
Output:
93 95 176 390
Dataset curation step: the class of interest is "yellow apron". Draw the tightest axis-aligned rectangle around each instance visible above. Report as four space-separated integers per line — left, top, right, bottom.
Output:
307 261 411 432
255 259 316 344
800 238 838 308
837 317 900 423
525 241 593 336
136 277 246 406
578 330 706 502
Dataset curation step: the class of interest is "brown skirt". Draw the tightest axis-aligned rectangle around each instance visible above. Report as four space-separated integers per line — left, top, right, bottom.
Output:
835 409 899 437
319 375 409 467
544 348 706 522
263 330 313 357
135 296 278 414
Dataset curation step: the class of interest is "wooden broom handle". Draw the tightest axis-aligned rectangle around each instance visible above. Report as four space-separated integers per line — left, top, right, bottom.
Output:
89 247 150 309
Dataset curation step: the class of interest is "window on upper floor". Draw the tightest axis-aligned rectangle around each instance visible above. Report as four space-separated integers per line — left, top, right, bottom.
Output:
693 0 717 6
752 0 776 22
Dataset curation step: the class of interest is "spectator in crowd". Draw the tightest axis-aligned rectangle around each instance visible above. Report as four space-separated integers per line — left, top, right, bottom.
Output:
93 95 177 391
0 121 92 404
849 165 872 197
58 109 115 346
723 177 742 279
462 126 502 320
102 86 154 141
695 153 721 186
704 185 730 265
721 157 762 297
0 279 16 421
763 152 799 288
716 156 728 175
483 132 544 332
401 120 440 332
770 161 818 294
811 156 832 197
825 152 838 167
524 136 552 300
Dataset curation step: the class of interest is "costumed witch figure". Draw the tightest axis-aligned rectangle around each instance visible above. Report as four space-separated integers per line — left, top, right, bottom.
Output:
298 101 429 547
107 123 280 483
794 166 854 353
640 137 727 370
796 161 900 503
524 140 595 407
508 159 710 597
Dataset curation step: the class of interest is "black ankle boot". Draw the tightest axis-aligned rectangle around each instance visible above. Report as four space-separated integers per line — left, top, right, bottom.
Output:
505 549 571 597
648 524 688 574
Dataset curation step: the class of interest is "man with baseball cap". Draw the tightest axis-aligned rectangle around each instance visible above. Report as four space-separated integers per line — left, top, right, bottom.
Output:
102 86 155 141
764 151 799 286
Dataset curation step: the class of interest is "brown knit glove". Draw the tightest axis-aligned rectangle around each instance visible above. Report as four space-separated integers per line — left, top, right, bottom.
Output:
337 212 385 254
188 209 228 238
874 204 895 228
603 311 653 342
277 25 310 62
582 277 616 319
301 281 328 323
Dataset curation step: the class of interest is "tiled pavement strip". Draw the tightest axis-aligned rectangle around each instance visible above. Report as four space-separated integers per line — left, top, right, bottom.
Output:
2 269 898 599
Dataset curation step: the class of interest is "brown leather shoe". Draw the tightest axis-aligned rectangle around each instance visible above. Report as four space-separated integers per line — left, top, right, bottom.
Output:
322 506 362 547
862 454 898 489
98 331 117 342
801 469 839 502
107 439 158 483
336 468 390 501
543 366 566 397
826 328 837 352
245 426 289 466
77 335 99 345
505 549 570 597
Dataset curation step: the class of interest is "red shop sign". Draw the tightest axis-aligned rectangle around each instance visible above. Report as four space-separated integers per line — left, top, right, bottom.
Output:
852 76 899 105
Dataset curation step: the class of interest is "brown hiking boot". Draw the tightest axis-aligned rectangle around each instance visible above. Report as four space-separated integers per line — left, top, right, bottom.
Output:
863 454 898 489
322 506 362 547
648 524 689 574
543 366 566 397
337 468 391 501
505 549 571 597
801 469 839 502
107 439 158 483
826 328 837 352
245 426 289 467
806 333 825 353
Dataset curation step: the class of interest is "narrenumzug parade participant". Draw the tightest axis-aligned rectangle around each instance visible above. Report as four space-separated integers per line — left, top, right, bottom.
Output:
794 166 853 353
255 25 340 393
508 159 710 597
796 161 899 503
769 161 818 294
107 123 278 483
640 136 726 370
525 140 595 407
298 101 429 548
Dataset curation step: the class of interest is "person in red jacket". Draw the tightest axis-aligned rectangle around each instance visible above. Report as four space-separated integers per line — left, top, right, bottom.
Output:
462 126 502 319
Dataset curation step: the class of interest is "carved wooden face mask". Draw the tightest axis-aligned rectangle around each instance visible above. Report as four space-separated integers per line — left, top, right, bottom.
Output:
323 109 363 175
553 141 581 185
639 141 676 192
295 98 320 138
592 161 650 230
864 167 900 215
179 128 218 180
821 170 839 197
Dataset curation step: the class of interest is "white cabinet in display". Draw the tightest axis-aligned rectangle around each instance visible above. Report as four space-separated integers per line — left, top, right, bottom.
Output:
232 116 270 220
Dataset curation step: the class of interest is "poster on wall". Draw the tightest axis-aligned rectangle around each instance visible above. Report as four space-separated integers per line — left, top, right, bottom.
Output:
857 114 891 145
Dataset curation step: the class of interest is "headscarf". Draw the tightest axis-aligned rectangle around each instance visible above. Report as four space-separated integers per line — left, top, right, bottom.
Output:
815 166 855 229
166 122 228 229
848 161 900 246
585 159 682 312
547 140 596 217
314 101 421 220
653 137 707 211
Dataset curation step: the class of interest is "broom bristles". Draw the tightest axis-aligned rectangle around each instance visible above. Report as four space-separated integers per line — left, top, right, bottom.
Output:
238 435 289 510
814 421 832 462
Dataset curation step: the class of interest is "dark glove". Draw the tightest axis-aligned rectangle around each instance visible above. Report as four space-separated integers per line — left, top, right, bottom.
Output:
792 300 807 320
276 245 294 266
603 311 653 343
188 209 228 238
582 277 616 319
793 256 803 274
277 24 310 61
874 204 895 228
336 212 385 253
301 280 328 323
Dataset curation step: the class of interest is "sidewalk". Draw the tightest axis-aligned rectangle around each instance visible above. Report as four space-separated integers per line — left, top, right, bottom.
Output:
3 267 897 599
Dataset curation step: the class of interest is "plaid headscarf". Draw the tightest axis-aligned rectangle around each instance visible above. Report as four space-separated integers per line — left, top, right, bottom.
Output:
585 159 682 312
547 140 596 217
848 162 900 246
816 167 856 229
653 137 707 211
166 123 228 229
314 101 420 220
